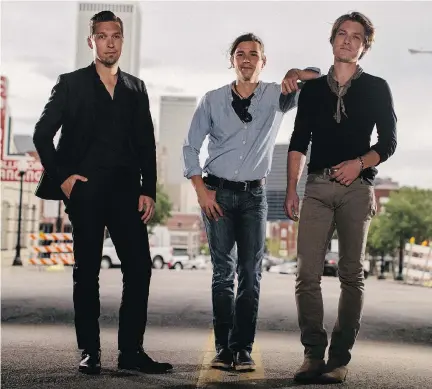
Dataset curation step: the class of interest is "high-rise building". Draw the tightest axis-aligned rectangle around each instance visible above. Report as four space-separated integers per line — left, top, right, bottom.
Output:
158 96 197 185
266 143 310 221
75 2 141 76
158 96 198 213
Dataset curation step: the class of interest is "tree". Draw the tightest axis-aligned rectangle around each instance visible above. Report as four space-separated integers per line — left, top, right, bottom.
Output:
369 187 432 279
367 216 398 257
148 183 172 229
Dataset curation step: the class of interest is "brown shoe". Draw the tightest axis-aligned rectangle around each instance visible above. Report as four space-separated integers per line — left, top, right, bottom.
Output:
293 358 325 383
320 362 348 383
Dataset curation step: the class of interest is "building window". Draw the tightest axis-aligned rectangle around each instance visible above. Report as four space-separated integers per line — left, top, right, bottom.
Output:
281 228 287 238
280 240 287 250
1 201 11 250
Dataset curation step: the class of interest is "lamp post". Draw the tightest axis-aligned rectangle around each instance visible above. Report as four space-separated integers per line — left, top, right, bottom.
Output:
408 48 432 55
12 160 28 266
395 234 405 281
56 201 62 233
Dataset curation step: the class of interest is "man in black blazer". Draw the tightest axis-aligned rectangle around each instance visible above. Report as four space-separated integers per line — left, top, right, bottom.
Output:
33 10 173 375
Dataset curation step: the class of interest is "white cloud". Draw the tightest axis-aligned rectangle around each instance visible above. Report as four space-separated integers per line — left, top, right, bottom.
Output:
1 0 431 188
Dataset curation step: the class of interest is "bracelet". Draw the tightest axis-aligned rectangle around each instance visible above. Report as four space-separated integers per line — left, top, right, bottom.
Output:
358 156 364 171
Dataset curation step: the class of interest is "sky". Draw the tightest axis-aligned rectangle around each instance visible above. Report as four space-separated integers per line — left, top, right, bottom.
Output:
1 0 432 188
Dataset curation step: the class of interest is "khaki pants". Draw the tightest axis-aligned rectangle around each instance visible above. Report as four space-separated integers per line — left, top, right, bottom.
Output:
296 173 376 365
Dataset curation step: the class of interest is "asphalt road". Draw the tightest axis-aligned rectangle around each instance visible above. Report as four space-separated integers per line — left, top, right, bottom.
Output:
2 266 432 389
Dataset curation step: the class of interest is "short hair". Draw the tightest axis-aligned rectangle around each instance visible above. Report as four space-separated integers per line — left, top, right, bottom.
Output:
330 12 375 59
89 10 123 36
229 33 265 57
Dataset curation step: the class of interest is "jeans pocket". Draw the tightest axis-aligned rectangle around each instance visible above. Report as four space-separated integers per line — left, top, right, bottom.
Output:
250 185 265 197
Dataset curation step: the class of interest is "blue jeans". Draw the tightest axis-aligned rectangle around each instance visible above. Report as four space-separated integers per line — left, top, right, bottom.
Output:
203 184 268 353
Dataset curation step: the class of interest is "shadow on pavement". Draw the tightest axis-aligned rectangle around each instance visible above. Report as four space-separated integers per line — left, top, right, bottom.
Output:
95 366 303 389
2 298 432 347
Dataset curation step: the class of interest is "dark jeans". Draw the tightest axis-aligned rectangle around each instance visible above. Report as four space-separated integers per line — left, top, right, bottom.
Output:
203 184 268 353
296 174 376 365
65 168 152 352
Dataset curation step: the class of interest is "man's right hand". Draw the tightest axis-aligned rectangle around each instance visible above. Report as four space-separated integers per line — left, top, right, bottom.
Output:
284 189 300 221
61 174 88 199
197 187 223 221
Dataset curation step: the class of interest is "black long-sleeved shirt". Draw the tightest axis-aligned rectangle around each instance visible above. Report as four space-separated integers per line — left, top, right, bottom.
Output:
80 68 136 172
288 73 397 183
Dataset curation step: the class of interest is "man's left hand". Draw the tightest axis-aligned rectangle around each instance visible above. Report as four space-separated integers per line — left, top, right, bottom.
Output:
138 195 155 224
331 159 363 186
281 69 301 94
281 68 320 94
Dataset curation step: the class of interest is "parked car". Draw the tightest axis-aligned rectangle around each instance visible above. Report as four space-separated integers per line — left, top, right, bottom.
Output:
101 238 173 269
262 254 284 271
324 251 369 279
168 254 209 270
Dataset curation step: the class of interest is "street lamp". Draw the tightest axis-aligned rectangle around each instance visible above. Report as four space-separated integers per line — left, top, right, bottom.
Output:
13 159 28 266
56 201 62 233
408 48 432 55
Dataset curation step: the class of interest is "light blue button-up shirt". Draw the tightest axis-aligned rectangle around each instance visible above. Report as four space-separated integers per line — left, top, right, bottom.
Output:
183 72 319 182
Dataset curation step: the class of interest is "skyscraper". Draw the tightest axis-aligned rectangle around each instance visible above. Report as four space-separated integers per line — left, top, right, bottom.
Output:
75 2 141 76
158 96 197 185
266 143 310 221
158 96 198 213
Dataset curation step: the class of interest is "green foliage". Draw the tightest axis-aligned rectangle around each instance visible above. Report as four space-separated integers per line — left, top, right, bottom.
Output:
200 243 210 255
148 183 172 228
367 187 432 255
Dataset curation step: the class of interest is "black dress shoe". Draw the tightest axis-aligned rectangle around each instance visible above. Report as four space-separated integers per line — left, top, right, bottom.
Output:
210 348 233 369
118 348 173 374
233 350 256 371
79 350 101 374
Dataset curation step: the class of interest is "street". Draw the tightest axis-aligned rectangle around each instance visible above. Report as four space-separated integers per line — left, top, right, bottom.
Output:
2 267 432 389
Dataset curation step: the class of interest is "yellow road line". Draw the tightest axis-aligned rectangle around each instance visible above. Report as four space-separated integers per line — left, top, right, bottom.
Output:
196 331 222 388
196 331 266 387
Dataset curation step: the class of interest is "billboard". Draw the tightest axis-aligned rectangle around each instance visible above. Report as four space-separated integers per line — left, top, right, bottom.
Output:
0 75 44 183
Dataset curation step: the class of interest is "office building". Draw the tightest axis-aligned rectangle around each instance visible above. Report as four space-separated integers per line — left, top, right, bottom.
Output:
75 2 141 76
266 143 310 221
158 96 197 185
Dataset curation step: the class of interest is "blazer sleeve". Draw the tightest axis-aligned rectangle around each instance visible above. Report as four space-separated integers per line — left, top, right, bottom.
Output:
135 80 157 202
33 75 70 185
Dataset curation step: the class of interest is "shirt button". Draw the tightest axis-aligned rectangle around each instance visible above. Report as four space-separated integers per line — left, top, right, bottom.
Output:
243 141 246 144
240 156 243 160
234 170 238 174
244 125 247 129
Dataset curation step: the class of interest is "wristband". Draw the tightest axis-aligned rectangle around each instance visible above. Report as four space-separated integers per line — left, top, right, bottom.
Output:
358 156 364 171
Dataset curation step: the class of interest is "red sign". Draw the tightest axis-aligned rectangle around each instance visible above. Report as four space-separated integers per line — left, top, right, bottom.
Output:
0 75 44 183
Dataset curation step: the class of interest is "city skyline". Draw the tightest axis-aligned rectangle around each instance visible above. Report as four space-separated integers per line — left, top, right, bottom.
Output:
1 1 431 189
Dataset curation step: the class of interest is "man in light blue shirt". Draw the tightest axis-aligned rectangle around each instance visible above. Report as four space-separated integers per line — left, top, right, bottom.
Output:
183 33 320 371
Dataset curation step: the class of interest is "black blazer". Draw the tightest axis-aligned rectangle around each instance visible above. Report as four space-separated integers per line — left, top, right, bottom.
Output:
33 63 157 201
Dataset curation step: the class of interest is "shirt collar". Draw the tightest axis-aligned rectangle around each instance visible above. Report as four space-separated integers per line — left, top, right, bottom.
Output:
90 61 124 84
228 80 263 101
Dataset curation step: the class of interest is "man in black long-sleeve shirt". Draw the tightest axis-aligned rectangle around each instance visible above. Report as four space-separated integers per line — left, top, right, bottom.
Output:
285 12 397 384
33 11 172 375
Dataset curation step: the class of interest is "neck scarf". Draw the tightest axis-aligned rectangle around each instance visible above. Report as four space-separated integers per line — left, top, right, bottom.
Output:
326 65 363 123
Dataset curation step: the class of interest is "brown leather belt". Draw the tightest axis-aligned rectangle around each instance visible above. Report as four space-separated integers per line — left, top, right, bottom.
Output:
204 174 265 192
310 168 338 177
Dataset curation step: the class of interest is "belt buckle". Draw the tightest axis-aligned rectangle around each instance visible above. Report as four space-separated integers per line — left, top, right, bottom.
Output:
241 181 248 191
324 168 335 177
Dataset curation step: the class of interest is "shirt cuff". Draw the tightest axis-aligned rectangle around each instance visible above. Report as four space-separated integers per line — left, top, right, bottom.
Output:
304 67 321 76
185 167 203 179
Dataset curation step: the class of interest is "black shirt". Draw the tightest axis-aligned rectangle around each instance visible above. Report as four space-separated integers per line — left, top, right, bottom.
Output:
80 67 136 172
288 73 397 183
